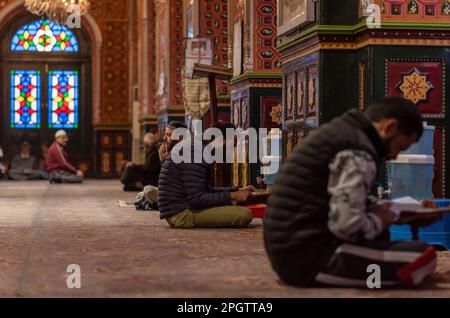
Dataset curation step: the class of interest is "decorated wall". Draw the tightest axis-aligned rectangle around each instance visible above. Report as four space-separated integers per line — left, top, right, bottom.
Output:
90 0 130 126
197 0 231 128
277 0 450 197
0 0 132 126
0 0 133 177
252 0 281 73
229 0 282 187
153 0 185 130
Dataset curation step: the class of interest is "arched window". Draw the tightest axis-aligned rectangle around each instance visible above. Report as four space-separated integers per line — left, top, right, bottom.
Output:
1 13 91 172
7 19 83 129
11 19 79 53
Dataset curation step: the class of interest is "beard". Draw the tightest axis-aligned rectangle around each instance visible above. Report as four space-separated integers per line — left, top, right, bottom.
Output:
383 134 400 160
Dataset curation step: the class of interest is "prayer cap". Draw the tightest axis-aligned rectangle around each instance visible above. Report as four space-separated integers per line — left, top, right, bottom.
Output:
55 130 67 139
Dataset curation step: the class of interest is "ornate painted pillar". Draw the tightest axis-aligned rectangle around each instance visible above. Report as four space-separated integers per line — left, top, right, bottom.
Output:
154 0 185 133
229 0 282 187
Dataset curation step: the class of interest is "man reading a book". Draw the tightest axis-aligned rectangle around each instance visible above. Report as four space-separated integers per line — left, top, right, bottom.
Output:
264 97 438 287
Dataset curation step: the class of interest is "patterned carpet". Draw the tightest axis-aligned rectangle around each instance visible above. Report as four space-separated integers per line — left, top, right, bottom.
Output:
1 180 450 298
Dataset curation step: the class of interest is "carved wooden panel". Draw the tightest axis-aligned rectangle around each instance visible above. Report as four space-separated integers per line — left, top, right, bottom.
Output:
260 96 282 129
96 130 131 178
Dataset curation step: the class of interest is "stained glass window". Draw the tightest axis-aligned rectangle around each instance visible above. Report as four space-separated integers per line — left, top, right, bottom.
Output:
11 19 79 53
48 70 79 129
10 70 41 129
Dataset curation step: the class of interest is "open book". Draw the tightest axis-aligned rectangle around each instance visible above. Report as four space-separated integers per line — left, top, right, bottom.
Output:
382 196 450 221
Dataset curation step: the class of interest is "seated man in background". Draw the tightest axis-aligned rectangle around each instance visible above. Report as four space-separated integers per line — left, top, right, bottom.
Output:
46 130 83 184
8 141 41 180
264 97 438 288
120 133 161 192
158 121 253 228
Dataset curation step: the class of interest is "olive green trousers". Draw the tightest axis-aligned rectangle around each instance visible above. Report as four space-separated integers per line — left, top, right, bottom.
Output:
166 206 253 228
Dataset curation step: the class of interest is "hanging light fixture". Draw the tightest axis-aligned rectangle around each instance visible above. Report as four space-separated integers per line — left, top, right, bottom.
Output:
25 0 90 26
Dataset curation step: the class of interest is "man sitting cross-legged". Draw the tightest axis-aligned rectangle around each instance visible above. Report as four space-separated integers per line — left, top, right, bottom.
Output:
264 97 439 288
8 141 42 181
158 122 253 228
46 130 84 184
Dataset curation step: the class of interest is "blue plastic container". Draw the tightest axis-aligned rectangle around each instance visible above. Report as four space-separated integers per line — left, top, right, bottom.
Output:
261 131 282 186
261 156 281 185
390 199 450 250
387 155 435 200
401 125 435 155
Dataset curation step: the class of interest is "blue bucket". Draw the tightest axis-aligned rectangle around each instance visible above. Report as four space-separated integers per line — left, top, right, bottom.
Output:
401 125 435 156
387 155 434 200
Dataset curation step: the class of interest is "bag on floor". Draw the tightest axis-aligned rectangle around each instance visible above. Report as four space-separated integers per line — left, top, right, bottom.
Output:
134 185 159 211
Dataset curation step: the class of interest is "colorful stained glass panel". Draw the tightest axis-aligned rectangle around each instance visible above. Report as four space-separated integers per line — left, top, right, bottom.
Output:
48 70 79 129
10 70 41 129
11 19 79 53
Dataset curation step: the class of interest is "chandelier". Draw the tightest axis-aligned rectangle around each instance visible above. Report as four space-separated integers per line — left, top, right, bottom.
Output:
25 0 90 26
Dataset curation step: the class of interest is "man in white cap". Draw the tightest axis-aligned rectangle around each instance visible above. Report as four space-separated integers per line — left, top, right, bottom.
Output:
46 130 83 183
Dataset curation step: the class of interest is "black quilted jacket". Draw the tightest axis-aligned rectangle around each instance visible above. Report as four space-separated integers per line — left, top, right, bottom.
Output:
157 138 233 219
263 110 388 286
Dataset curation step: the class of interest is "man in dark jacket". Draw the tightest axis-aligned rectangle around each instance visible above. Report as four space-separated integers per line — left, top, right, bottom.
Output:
264 97 438 288
121 133 161 191
158 122 253 228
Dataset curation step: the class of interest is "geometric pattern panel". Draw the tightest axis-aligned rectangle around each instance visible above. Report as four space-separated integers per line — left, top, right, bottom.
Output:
11 19 79 53
199 0 228 68
48 70 79 129
254 0 281 71
386 60 444 115
10 69 41 129
261 96 282 129
199 0 229 96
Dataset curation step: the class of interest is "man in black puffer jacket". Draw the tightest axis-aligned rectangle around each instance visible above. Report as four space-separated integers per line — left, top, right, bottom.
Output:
158 122 253 228
264 97 438 288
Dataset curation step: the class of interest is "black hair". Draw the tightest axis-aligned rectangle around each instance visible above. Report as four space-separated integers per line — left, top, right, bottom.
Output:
168 121 187 129
364 97 423 141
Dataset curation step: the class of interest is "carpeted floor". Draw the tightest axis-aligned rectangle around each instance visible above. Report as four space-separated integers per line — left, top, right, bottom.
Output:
1 179 450 298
